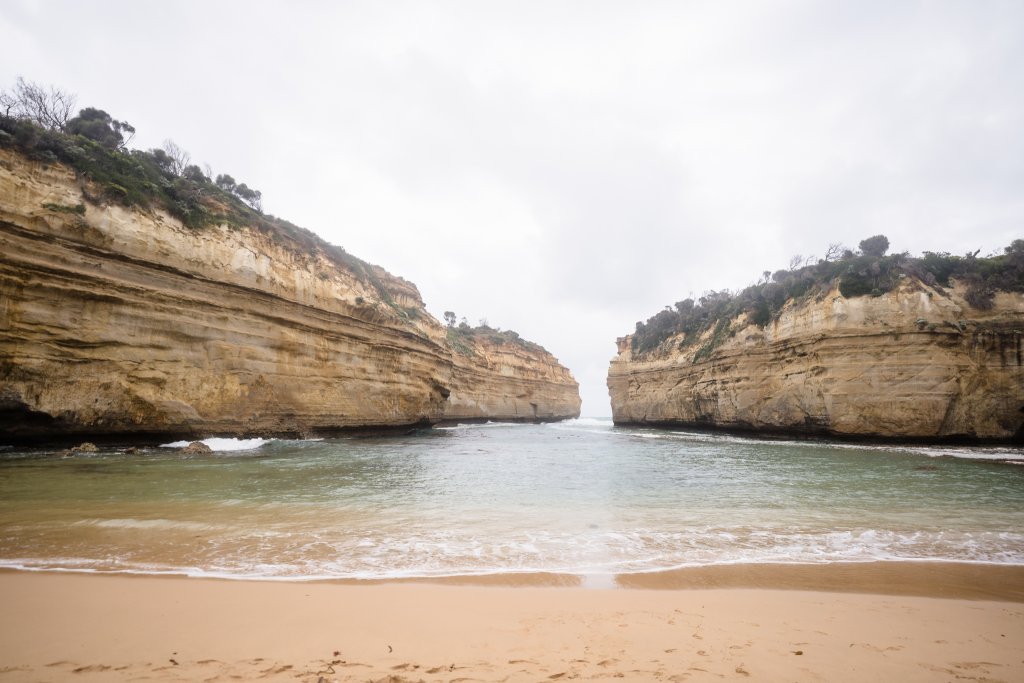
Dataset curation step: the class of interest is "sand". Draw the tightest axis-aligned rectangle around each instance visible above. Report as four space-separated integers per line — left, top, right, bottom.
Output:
1 564 1022 682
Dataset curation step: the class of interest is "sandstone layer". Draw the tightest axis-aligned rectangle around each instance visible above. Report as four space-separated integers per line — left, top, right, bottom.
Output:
608 280 1024 442
0 148 580 442
445 333 580 423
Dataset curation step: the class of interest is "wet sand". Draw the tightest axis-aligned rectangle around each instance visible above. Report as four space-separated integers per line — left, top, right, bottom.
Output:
1 564 1022 682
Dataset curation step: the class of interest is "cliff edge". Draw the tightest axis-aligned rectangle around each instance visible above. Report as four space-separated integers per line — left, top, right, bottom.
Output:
608 259 1024 443
0 147 580 442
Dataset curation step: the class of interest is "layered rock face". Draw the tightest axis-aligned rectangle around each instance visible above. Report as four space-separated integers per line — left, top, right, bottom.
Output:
608 280 1024 441
445 334 581 422
0 149 579 441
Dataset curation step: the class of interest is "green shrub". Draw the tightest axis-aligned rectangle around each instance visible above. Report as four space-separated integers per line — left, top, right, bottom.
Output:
0 111 389 294
103 183 129 201
447 323 545 354
41 202 86 215
632 235 1024 359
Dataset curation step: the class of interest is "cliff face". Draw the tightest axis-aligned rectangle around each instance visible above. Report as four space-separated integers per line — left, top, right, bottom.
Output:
608 279 1024 442
0 148 580 441
445 334 582 422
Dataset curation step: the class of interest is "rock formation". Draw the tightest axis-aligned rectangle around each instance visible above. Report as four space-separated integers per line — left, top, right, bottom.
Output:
0 147 579 442
608 279 1024 442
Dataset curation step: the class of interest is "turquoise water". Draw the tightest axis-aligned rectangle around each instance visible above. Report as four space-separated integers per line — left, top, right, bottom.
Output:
0 419 1022 579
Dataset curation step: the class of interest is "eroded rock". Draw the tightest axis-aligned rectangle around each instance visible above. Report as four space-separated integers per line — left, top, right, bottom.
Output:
0 148 580 440
608 280 1024 441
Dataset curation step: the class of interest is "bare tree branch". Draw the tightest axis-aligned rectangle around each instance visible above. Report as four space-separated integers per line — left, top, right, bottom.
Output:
117 121 135 149
0 90 15 118
161 139 191 176
2 77 77 130
824 242 845 262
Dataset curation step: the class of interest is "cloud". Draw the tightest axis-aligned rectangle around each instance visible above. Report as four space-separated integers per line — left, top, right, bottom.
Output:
2 0 1022 414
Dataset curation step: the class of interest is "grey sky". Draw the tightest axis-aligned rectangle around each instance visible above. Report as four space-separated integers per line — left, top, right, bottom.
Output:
3 1 1022 416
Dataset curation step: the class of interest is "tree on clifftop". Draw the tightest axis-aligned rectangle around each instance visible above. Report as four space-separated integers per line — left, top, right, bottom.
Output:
161 139 191 176
858 234 890 257
0 77 76 130
234 183 262 212
66 107 135 149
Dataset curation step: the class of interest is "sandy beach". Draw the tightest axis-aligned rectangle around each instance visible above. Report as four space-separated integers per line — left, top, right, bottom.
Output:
1 564 1022 682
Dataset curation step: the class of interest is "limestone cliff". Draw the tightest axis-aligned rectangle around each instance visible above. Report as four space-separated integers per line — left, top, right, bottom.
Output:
445 331 581 422
0 148 580 441
608 279 1024 442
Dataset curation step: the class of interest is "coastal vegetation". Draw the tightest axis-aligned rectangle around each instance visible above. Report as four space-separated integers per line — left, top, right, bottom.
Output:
0 77 389 295
443 312 546 355
631 236 1024 356
2 77 536 352
0 78 261 228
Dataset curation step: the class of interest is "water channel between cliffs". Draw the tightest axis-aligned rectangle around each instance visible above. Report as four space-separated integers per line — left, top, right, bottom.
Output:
1 419 1021 582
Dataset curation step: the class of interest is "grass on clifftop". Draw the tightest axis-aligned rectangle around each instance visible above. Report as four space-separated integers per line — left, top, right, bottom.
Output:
0 109 404 306
0 82 525 349
630 235 1024 357
446 322 546 356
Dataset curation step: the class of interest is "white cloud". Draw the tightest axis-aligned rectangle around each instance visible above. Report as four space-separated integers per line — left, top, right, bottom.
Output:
2 0 1022 415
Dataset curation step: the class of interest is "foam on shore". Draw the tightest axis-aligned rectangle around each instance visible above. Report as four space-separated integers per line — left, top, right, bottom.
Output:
159 437 270 451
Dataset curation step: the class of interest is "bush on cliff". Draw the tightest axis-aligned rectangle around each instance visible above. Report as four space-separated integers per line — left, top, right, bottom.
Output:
0 112 232 228
0 77 406 307
446 321 546 356
65 107 135 150
631 237 1024 356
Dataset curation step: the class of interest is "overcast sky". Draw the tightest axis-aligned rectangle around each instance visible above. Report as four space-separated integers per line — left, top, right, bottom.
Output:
3 1 1022 416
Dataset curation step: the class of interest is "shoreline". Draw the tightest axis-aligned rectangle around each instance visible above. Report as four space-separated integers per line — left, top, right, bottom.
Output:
3 560 1023 601
6 414 1024 449
0 416 586 448
611 418 1024 447
1 566 1021 682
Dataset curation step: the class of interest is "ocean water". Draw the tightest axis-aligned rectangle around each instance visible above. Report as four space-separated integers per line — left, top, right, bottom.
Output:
0 419 1022 581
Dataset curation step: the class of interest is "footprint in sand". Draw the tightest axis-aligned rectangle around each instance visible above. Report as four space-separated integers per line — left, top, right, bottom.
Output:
857 643 904 653
259 663 293 676
426 666 445 673
72 664 112 673
953 661 1002 670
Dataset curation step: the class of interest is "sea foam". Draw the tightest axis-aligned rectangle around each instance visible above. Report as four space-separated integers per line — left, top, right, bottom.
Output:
160 437 269 451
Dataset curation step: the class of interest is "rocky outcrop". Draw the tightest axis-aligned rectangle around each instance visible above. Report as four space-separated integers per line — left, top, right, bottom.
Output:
445 333 581 422
608 279 1024 442
0 148 579 442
